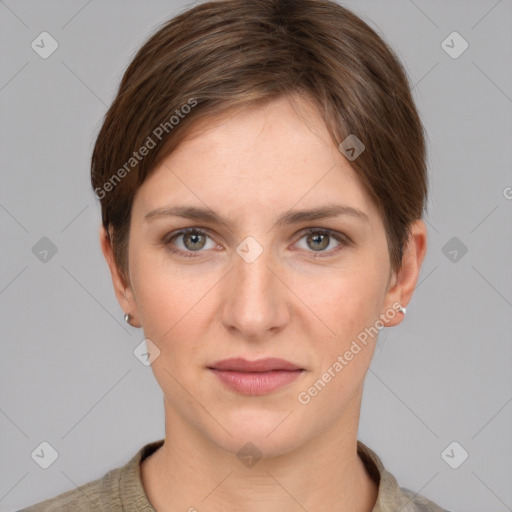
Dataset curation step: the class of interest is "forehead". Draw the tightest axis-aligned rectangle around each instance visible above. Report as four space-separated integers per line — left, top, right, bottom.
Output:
132 95 381 226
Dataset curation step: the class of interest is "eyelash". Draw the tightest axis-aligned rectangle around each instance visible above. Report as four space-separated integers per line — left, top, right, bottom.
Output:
163 227 351 259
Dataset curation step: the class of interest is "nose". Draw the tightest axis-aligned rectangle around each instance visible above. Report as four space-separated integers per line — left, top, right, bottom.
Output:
220 238 290 342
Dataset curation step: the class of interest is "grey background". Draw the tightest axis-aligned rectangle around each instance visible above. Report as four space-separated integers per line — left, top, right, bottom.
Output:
1 1 511 511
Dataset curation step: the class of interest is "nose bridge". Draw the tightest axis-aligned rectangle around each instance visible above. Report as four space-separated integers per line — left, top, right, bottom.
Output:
237 243 273 297
221 236 288 338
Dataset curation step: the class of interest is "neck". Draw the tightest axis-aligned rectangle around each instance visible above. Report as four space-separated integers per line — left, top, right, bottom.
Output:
141 397 378 512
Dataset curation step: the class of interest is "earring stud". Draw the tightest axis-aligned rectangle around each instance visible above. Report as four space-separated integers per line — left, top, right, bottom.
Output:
124 313 132 324
398 305 407 315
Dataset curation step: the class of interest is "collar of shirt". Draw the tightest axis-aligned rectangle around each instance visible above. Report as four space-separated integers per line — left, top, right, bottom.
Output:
119 438 449 512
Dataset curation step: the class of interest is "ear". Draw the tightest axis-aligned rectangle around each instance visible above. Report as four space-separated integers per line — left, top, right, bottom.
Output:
99 225 141 328
380 219 427 327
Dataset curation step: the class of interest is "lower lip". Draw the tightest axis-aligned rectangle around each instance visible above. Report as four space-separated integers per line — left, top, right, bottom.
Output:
209 369 303 395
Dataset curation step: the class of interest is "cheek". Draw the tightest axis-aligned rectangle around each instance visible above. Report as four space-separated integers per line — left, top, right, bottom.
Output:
294 262 387 404
134 277 197 340
129 247 219 352
295 271 384 414
300 261 387 341
129 246 174 333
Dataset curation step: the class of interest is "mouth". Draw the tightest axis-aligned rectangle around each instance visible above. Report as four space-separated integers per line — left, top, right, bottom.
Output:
207 358 305 395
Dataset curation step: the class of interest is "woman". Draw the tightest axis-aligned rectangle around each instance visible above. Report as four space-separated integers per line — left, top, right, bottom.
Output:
20 0 450 510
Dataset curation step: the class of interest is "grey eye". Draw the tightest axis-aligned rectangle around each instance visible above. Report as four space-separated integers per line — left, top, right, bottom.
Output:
167 229 216 253
182 231 207 251
296 230 344 253
306 232 331 251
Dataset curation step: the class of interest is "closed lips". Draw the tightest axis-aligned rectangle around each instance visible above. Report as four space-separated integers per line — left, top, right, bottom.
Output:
208 357 304 372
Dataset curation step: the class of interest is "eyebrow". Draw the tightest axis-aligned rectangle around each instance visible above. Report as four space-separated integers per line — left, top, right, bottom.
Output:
144 203 369 227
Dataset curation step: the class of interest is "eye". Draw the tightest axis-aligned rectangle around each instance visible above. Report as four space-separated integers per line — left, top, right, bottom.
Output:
294 228 350 256
163 227 351 259
164 228 217 257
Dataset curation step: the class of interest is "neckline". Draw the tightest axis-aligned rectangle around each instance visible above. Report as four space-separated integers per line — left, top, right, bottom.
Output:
122 438 397 512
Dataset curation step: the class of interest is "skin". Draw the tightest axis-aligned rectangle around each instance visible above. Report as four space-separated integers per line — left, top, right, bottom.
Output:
100 94 427 512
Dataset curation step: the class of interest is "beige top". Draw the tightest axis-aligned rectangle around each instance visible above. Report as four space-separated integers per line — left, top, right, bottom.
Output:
18 439 450 512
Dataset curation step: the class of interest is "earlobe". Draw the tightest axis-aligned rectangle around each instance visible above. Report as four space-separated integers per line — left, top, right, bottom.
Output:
99 225 141 328
380 219 427 327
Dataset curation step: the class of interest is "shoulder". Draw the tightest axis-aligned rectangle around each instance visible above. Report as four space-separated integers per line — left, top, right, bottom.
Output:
356 440 451 512
16 465 124 512
395 486 452 512
16 439 164 512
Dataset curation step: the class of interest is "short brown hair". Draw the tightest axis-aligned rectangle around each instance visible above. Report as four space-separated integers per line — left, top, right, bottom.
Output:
91 0 428 283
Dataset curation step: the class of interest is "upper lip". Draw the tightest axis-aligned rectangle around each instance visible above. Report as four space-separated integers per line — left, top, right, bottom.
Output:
208 357 303 372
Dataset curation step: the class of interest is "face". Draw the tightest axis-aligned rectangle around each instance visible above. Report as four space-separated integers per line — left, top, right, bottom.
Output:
103 94 425 457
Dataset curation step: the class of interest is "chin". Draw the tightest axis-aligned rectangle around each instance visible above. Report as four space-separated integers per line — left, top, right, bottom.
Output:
208 409 311 460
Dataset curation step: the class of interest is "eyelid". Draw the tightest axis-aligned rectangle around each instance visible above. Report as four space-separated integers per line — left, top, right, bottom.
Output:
299 227 352 245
